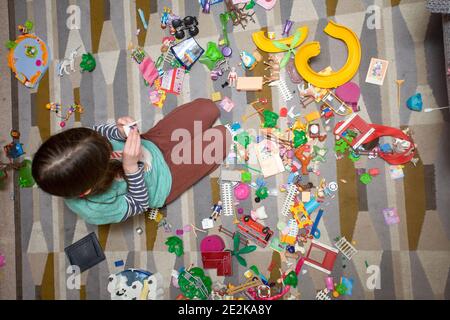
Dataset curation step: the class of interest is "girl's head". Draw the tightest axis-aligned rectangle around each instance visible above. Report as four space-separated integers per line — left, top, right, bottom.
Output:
32 128 123 198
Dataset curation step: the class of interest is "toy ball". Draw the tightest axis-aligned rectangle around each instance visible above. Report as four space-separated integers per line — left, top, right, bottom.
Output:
237 208 244 215
234 183 250 200
287 245 295 254
279 107 288 117
254 197 261 203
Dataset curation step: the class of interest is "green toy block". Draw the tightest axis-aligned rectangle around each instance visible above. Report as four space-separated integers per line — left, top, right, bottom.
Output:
334 139 349 154
359 173 372 185
256 186 268 200
262 110 279 128
293 130 307 148
241 171 252 183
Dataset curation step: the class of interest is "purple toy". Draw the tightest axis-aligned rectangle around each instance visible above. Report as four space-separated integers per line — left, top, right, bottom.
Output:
335 82 361 112
282 19 294 36
200 235 226 252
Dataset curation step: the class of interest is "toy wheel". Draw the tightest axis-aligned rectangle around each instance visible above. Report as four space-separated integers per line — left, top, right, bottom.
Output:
244 215 251 222
171 19 183 28
175 30 185 40
184 16 196 26
189 26 199 37
262 227 269 234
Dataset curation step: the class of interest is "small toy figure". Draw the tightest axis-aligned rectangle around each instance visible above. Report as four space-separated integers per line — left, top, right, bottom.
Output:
58 47 80 76
4 130 25 160
263 54 280 85
210 201 223 221
227 67 238 87
240 51 258 70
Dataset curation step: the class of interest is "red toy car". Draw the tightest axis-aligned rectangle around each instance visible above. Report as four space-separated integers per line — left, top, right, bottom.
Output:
238 215 273 248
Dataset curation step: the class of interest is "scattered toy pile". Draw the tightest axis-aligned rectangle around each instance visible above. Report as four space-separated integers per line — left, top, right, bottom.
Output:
5 1 424 301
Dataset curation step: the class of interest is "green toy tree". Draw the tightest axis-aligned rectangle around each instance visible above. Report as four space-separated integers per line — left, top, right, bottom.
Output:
165 236 184 257
178 267 212 300
231 233 257 267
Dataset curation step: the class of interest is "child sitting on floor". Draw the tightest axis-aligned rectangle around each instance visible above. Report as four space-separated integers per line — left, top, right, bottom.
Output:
32 98 231 225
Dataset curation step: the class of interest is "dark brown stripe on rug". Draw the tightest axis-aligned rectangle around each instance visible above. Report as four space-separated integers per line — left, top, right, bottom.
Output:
97 224 110 249
40 253 55 299
145 219 158 251
424 164 436 210
336 156 358 241
74 87 81 122
326 0 338 17
35 72 51 140
136 0 150 47
357 169 369 211
248 27 274 121
210 177 220 204
403 156 426 250
90 0 105 54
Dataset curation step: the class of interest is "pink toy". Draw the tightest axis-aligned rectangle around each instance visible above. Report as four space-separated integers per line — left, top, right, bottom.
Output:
255 0 277 10
335 82 360 112
200 235 226 252
382 208 400 225
139 57 159 86
219 96 235 112
234 183 251 200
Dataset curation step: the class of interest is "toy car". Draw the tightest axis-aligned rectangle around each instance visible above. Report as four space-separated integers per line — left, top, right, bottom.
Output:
238 215 273 247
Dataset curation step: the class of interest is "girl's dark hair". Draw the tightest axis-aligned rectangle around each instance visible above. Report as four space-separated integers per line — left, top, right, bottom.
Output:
32 128 124 198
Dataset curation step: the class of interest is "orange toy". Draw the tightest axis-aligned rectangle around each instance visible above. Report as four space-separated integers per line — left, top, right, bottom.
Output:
294 145 312 175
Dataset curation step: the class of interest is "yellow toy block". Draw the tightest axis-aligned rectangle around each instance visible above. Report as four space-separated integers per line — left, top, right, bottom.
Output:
304 111 321 123
211 92 222 102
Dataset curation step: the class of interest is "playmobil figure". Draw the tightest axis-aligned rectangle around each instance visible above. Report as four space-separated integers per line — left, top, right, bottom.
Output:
263 54 281 85
227 67 238 87
210 201 223 221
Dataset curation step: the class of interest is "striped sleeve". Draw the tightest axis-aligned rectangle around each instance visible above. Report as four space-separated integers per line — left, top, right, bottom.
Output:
122 163 150 221
93 123 126 141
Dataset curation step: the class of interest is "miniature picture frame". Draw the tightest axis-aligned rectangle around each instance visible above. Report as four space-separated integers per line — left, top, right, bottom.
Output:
365 58 389 86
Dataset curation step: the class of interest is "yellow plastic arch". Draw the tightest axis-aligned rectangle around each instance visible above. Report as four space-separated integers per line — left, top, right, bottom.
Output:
252 26 309 53
294 21 361 89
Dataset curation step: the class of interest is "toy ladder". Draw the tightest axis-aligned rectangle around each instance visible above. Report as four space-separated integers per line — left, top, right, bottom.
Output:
334 236 358 260
221 182 234 216
147 208 159 220
281 184 298 217
316 289 331 300
269 79 293 102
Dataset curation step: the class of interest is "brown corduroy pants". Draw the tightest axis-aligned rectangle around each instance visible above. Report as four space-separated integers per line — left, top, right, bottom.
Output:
141 98 231 205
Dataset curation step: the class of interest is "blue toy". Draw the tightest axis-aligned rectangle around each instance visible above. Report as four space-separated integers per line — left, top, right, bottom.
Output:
406 93 423 112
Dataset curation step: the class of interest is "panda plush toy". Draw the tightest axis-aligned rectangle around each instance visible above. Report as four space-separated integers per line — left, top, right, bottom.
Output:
107 269 164 300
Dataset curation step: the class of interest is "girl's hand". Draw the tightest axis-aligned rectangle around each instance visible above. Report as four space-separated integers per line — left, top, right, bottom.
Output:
122 128 142 174
117 116 136 139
